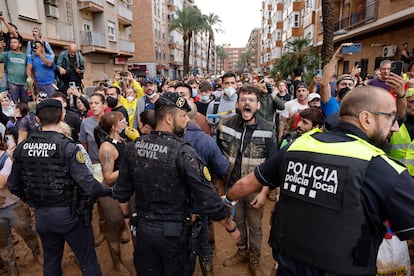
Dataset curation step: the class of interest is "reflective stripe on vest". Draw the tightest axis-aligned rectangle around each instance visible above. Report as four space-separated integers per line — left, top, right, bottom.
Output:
390 123 414 175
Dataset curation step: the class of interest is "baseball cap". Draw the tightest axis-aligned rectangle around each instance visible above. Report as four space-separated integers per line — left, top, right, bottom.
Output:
144 77 156 85
155 92 191 112
308 93 321 102
336 74 355 85
36 99 62 113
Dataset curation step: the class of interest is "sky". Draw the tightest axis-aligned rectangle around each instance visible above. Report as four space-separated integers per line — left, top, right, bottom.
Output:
195 0 262 48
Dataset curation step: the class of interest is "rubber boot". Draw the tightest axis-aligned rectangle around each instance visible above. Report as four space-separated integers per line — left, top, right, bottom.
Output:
200 261 214 276
108 243 130 275
95 220 106 247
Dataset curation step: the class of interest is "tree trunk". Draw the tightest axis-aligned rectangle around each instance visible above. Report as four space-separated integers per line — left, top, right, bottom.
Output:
321 0 335 66
206 37 211 74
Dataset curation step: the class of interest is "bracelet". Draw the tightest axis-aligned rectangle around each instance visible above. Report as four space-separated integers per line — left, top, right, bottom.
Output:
122 213 129 219
226 221 237 233
397 94 405 99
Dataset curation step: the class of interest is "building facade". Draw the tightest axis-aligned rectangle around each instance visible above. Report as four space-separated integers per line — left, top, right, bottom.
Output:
258 0 414 78
0 0 135 87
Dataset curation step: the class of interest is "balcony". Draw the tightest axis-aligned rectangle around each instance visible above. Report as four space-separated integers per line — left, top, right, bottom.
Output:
334 0 377 33
78 0 104 12
167 0 176 12
80 31 106 47
46 21 75 42
118 5 132 25
119 39 135 53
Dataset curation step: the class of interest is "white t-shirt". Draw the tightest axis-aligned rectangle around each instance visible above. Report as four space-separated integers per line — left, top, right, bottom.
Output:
279 99 309 119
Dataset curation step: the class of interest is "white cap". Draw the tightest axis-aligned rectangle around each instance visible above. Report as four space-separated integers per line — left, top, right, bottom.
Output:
308 93 321 102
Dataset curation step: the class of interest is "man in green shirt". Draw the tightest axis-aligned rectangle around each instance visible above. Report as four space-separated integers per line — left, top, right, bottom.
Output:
0 37 28 103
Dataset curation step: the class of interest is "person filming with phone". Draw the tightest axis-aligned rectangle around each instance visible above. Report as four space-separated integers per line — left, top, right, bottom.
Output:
56 43 85 94
369 59 406 119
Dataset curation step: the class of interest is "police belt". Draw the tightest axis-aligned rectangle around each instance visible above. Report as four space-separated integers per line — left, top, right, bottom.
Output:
136 210 191 224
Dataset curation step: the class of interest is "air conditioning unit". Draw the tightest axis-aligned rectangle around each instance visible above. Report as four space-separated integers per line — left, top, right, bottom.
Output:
45 0 58 6
45 4 59 18
382 45 397 58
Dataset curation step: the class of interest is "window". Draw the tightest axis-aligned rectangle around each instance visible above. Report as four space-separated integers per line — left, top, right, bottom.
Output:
17 0 39 20
107 21 116 41
293 13 300 27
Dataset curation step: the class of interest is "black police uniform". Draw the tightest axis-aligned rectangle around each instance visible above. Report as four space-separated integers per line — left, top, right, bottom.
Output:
254 121 414 275
113 93 230 276
8 100 111 276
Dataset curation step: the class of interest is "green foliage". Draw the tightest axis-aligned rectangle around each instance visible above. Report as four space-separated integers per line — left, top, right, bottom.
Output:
271 38 320 84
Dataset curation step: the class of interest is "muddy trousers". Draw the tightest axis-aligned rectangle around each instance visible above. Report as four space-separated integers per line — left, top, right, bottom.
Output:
0 201 40 274
98 196 125 268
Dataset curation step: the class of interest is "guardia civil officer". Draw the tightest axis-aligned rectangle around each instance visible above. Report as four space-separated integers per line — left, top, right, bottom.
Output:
8 99 112 276
226 85 414 275
113 92 240 276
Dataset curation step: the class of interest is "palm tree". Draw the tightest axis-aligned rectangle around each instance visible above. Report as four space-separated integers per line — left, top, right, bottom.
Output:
204 13 223 74
321 0 335 66
169 6 205 76
237 50 254 72
215 45 227 75
271 37 319 84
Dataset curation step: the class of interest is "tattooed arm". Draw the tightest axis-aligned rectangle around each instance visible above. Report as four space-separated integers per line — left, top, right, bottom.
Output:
98 142 119 186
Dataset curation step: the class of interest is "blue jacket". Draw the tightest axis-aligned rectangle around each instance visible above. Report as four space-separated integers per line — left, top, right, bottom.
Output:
185 122 228 176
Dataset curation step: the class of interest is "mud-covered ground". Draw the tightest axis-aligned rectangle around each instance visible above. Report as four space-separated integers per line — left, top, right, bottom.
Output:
1 199 277 276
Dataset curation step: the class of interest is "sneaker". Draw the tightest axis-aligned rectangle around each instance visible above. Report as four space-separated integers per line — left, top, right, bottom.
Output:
223 251 249 267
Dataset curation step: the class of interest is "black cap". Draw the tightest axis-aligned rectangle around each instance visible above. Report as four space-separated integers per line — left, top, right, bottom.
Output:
155 92 191 112
36 99 62 114
144 77 156 85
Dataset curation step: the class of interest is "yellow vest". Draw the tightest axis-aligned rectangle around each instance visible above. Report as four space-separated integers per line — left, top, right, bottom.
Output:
390 123 414 176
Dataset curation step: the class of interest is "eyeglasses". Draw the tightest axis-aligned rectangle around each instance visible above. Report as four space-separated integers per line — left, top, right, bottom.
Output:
367 111 398 125
238 98 257 103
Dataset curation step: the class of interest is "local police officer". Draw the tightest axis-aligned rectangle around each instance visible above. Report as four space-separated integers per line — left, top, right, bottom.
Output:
226 85 414 275
113 92 240 276
8 99 112 276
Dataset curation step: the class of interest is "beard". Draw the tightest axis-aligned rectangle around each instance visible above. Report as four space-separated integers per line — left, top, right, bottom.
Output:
173 119 186 137
367 129 391 153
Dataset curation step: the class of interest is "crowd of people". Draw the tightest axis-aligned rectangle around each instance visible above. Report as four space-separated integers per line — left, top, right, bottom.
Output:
2 15 414 276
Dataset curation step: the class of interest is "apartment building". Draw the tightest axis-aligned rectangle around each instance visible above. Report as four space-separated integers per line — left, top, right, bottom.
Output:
0 0 135 87
259 0 414 78
129 0 212 80
329 0 414 77
221 46 245 73
246 28 261 74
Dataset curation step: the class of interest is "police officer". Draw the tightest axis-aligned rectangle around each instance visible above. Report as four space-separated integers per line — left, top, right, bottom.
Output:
225 85 414 275
113 92 240 276
8 99 112 276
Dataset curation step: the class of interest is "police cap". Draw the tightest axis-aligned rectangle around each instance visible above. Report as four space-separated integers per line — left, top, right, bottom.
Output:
155 92 191 112
36 99 62 114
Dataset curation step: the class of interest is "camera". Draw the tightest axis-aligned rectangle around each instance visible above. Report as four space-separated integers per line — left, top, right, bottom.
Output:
32 42 37 50
120 72 128 77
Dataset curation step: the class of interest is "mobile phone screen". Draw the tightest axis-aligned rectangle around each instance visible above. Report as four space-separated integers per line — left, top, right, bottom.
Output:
391 61 403 75
5 135 15 148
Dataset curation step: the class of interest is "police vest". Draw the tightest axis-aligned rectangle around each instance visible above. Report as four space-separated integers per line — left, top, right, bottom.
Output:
131 132 191 222
270 129 405 274
14 132 73 208
390 123 414 176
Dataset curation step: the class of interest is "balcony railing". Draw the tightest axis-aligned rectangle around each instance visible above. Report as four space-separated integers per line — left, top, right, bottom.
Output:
118 5 132 21
119 39 135 52
80 31 106 47
334 0 377 32
46 21 75 41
